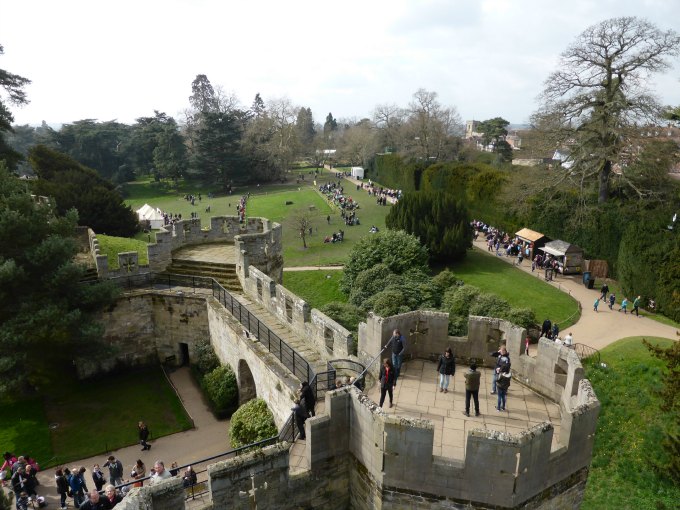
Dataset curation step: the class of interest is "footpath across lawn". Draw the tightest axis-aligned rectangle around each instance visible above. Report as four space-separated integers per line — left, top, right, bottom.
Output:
0 366 192 468
582 337 679 509
445 249 580 329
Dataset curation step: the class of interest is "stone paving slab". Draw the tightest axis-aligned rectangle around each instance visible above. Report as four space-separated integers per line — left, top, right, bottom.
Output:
172 242 237 265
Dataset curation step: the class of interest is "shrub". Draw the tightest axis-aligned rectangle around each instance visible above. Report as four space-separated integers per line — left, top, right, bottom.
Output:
319 302 364 334
202 365 238 418
229 398 278 448
442 285 481 317
656 246 680 322
386 191 472 263
193 339 220 376
468 293 511 318
502 307 537 330
348 264 397 307
340 230 429 294
368 289 410 317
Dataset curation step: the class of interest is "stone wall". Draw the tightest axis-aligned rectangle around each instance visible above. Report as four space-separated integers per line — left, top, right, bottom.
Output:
113 477 185 510
87 216 283 281
242 266 354 360
208 442 351 510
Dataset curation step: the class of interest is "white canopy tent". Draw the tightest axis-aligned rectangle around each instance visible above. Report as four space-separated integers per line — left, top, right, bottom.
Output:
136 204 165 229
351 166 365 179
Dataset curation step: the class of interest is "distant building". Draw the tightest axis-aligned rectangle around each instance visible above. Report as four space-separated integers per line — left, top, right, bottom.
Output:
465 120 482 139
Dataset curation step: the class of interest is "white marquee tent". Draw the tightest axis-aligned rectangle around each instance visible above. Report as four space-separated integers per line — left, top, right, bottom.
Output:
136 204 165 229
351 166 365 179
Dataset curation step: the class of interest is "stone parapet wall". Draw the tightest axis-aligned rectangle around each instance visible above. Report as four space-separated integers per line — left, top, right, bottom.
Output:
235 220 283 285
243 266 354 360
304 377 598 508
113 476 185 510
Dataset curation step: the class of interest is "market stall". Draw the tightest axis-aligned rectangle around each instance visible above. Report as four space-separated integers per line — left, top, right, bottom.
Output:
515 228 549 260
539 240 584 275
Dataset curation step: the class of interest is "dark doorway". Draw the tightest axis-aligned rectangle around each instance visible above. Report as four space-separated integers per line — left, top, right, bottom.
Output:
179 343 190 366
238 359 257 404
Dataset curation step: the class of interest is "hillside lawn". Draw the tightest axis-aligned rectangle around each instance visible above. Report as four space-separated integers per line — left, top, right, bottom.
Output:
119 169 390 267
0 366 192 468
582 337 679 509
282 270 346 311
442 249 581 329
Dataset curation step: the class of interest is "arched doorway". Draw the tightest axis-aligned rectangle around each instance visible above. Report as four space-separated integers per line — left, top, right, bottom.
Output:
237 359 257 404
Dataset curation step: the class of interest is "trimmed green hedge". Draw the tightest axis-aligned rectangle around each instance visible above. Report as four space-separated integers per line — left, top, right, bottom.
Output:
229 398 278 448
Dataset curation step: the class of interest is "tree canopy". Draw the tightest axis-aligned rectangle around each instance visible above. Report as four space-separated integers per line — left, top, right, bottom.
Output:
0 44 31 170
28 145 139 236
533 17 680 204
0 165 118 396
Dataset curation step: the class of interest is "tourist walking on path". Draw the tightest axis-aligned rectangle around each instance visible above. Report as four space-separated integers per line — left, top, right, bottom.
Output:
632 296 641 317
436 348 455 393
379 358 395 408
600 283 609 300
619 298 628 314
593 297 600 312
138 422 151 451
608 293 616 310
463 364 481 417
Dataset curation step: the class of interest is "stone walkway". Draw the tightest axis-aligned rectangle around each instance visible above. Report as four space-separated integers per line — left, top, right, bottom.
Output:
173 242 237 265
471 238 678 350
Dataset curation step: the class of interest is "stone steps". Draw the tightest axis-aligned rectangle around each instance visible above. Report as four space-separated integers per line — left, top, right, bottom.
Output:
233 295 328 377
163 259 241 292
80 267 99 283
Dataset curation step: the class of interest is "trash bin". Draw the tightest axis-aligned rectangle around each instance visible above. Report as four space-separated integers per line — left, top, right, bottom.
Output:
587 278 595 289
583 271 591 286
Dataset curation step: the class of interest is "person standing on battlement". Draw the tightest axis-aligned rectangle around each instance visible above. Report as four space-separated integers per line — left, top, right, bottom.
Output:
463 364 481 417
490 345 510 395
387 329 406 387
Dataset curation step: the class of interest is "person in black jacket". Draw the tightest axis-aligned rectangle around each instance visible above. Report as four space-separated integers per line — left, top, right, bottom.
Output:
292 398 309 440
55 468 69 510
490 345 510 395
436 348 456 393
379 358 395 408
138 421 151 451
299 381 316 417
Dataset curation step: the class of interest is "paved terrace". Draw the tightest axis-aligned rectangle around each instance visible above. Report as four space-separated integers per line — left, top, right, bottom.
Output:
171 242 237 264
290 358 561 473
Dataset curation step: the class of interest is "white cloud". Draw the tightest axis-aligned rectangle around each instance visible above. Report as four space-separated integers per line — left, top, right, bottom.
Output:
1 0 679 127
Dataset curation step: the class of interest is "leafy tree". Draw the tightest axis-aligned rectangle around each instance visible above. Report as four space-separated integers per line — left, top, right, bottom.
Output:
191 110 246 189
348 264 397 308
189 74 217 113
340 230 429 294
128 112 187 180
251 93 266 118
386 191 471 262
202 364 238 418
229 398 277 448
0 44 31 170
295 107 315 151
323 112 338 136
319 302 364 335
533 17 680 204
642 338 680 483
49 119 133 183
27 145 139 236
0 164 119 396
476 117 509 148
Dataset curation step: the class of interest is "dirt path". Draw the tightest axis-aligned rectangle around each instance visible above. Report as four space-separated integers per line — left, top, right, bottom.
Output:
472 238 678 350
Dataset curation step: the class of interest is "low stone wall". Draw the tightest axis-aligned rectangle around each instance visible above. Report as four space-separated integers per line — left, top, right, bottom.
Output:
242 266 354 360
235 221 284 285
114 477 184 510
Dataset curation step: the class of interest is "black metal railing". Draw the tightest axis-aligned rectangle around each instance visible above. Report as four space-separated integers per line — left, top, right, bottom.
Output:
211 279 313 385
278 412 298 444
573 343 601 365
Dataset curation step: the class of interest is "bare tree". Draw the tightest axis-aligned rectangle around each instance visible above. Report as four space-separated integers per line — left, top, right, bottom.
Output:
373 103 405 152
294 211 313 249
533 17 680 204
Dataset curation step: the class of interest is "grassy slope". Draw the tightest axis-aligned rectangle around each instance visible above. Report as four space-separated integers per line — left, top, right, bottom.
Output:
0 366 192 468
97 234 150 269
282 271 346 310
445 249 581 328
582 337 679 509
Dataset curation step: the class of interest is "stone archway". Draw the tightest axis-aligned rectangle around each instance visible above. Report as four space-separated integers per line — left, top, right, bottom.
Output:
237 359 257 404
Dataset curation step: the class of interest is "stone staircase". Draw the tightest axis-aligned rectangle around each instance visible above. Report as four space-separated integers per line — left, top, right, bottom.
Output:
80 267 99 283
163 259 242 292
232 294 328 377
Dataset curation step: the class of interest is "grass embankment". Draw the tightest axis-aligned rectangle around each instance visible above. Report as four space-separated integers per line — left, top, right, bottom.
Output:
582 337 679 509
446 249 580 329
282 271 346 310
97 234 149 270
0 366 192 468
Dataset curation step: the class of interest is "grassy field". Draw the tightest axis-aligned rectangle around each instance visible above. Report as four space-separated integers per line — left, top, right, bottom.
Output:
97 234 150 269
0 366 192 468
282 270 346 310
119 169 392 267
582 336 679 509
444 249 581 328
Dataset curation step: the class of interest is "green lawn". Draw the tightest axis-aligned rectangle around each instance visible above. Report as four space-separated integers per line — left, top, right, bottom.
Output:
445 249 581 328
0 366 192 468
282 271 346 310
97 234 150 269
583 337 679 509
0 398 52 466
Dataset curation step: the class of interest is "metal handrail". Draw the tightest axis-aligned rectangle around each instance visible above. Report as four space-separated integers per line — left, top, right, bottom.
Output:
572 343 601 365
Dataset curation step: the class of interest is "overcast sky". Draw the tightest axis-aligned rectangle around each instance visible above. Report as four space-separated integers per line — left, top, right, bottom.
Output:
2 0 680 128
